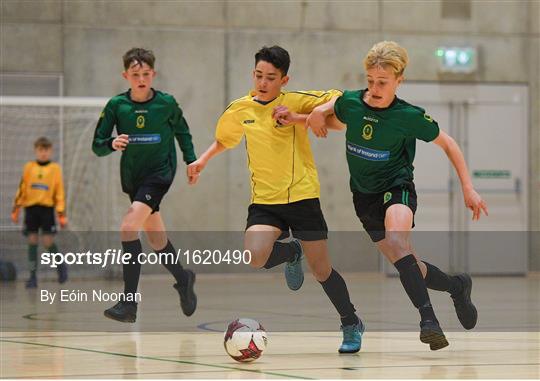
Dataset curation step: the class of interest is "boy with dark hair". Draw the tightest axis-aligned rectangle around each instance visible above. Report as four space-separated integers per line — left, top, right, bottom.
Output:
12 137 68 288
188 45 364 353
92 47 197 323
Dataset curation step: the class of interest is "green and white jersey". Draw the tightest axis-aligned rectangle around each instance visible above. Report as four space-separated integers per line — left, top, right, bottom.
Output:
334 89 439 194
92 89 196 193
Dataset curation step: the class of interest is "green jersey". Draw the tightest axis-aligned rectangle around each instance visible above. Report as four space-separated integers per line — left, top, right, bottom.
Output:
334 89 439 194
92 89 196 193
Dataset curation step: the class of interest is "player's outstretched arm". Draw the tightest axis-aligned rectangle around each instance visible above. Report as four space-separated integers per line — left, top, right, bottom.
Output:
272 105 308 126
186 140 228 185
324 114 346 131
432 130 488 221
272 101 344 138
306 97 345 138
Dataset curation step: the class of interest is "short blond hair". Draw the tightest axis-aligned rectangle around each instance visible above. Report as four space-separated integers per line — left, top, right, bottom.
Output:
363 41 408 77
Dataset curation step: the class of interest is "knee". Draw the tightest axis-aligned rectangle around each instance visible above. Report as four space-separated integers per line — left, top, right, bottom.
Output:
120 220 139 234
384 233 409 255
310 262 332 282
245 246 270 269
27 235 38 245
42 238 53 248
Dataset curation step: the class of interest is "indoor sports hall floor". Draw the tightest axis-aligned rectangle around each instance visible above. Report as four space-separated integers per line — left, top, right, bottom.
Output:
1 272 539 379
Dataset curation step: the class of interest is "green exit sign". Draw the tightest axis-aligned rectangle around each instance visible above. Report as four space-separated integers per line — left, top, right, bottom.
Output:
437 47 477 74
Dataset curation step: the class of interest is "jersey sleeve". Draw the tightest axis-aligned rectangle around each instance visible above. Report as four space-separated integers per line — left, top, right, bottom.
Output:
13 162 30 208
215 103 244 149
333 90 354 124
290 89 343 115
53 163 66 214
92 99 117 157
171 99 197 164
405 107 440 142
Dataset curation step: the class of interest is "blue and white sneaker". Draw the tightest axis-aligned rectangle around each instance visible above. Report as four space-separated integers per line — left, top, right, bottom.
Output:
339 320 365 353
284 239 304 291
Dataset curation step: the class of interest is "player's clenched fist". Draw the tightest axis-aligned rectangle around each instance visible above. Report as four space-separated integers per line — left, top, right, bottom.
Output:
10 207 20 224
57 212 68 229
112 134 129 151
187 159 207 185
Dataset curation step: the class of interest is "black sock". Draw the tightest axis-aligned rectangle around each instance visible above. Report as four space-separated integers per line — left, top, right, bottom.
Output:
319 269 359 326
122 239 142 302
158 240 188 287
394 255 437 322
423 261 463 296
263 241 297 269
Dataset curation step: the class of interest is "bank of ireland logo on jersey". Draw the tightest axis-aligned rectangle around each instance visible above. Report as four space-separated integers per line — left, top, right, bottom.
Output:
362 124 373 140
136 115 145 129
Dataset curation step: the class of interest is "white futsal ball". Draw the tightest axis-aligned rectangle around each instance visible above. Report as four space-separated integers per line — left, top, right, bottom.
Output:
223 318 268 362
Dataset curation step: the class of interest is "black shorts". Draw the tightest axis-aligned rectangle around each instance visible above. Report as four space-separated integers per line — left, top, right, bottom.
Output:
246 198 328 241
353 182 418 243
128 176 171 213
24 205 56 235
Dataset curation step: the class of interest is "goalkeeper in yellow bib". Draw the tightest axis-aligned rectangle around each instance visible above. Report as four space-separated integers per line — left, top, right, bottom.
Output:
92 48 197 323
11 137 68 288
277 41 488 350
188 46 364 353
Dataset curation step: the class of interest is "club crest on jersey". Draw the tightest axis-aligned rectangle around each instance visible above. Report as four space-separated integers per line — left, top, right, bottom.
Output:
423 113 433 122
383 192 392 204
362 124 373 140
136 115 145 129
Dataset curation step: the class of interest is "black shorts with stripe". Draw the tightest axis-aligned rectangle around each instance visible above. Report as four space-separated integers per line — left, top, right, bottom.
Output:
352 182 418 242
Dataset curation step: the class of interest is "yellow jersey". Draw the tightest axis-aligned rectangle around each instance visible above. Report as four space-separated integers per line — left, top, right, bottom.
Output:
216 89 342 204
13 161 66 213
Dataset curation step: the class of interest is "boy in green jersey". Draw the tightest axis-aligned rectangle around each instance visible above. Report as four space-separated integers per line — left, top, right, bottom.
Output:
92 48 197 323
275 41 488 351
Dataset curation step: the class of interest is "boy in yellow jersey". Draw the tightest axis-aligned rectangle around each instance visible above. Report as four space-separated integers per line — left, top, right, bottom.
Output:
188 46 364 353
11 137 68 288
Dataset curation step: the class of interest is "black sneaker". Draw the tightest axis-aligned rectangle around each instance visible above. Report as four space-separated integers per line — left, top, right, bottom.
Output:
420 319 449 351
451 274 477 330
104 302 137 323
173 269 197 317
57 263 68 284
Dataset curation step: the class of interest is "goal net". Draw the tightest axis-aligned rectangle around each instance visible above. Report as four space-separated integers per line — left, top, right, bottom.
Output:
1 96 125 278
